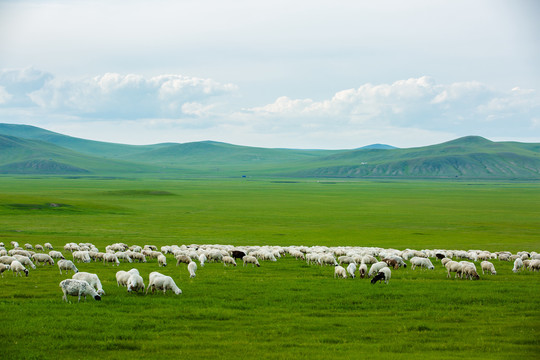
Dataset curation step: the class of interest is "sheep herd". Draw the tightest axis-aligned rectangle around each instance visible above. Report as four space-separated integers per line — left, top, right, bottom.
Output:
1 240 539 302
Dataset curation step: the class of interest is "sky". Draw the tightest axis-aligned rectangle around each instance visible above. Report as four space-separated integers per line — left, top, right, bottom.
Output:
0 0 539 149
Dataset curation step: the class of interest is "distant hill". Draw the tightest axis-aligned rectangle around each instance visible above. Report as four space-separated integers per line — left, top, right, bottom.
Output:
0 123 539 179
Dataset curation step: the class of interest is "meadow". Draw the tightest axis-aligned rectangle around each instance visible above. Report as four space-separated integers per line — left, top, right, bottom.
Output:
0 177 539 359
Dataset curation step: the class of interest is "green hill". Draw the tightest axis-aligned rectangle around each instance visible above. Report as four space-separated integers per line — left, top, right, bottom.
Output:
0 124 539 179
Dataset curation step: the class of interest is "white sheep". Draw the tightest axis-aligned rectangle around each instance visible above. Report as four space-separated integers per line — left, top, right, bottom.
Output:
49 251 65 260
73 272 105 295
334 265 347 279
44 242 53 250
410 257 434 270
32 253 55 266
346 263 356 278
126 273 145 293
198 253 207 267
157 254 167 267
0 255 16 265
222 256 237 267
368 261 388 277
0 263 10 277
10 260 29 277
371 267 391 284
57 259 78 274
462 264 480 280
188 261 197 278
513 258 524 273
480 261 497 275
359 263 368 278
59 279 101 302
242 255 260 267
445 261 462 279
72 251 91 263
146 272 182 295
103 253 120 266
13 255 36 269
116 270 131 287
319 254 338 266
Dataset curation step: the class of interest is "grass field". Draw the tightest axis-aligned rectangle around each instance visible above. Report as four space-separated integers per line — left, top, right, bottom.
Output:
0 177 539 359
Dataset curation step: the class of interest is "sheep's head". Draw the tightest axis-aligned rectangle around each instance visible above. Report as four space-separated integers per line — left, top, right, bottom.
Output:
24 269 29 277
371 272 384 284
94 295 102 301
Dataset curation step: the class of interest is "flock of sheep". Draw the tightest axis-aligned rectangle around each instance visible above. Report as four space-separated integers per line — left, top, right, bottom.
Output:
1 240 539 302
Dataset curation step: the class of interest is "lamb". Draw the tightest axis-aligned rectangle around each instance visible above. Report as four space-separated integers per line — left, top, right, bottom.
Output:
57 259 78 274
146 272 182 295
371 267 391 284
359 263 368 278
410 257 435 270
59 279 101 302
10 260 29 277
188 261 197 278
368 261 388 277
334 265 347 279
222 256 237 267
73 272 105 295
480 261 497 275
0 263 10 277
32 253 55 266
346 263 357 278
513 258 524 273
243 255 260 267
157 254 167 267
126 273 145 293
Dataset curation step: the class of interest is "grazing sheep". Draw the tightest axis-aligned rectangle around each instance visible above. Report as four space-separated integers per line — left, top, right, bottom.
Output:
32 253 55 266
382 258 399 270
44 243 53 250
462 264 480 280
480 261 497 275
49 251 65 260
72 251 91 263
513 258 524 273
334 265 347 279
231 250 247 260
528 259 540 271
59 279 101 302
126 273 145 293
445 261 462 279
222 256 237 267
347 263 357 278
13 255 36 269
157 254 167 267
368 261 388 277
242 255 260 267
24 243 33 250
128 252 146 263
338 256 355 265
361 255 378 265
319 254 338 266
441 258 452 266
175 255 191 266
10 260 29 277
359 263 368 278
188 261 197 278
115 252 132 263
0 255 16 265
57 259 79 274
116 270 131 287
146 273 182 295
35 244 44 252
198 253 207 267
103 253 120 266
0 263 10 277
371 267 391 284
410 257 435 270
73 272 105 295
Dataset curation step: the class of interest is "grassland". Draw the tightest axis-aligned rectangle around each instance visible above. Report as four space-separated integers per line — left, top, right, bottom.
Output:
0 177 539 359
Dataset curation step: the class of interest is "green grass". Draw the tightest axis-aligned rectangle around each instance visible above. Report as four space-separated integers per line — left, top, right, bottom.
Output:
0 177 539 359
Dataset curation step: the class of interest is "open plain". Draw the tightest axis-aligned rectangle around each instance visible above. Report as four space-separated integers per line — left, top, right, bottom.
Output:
0 177 539 359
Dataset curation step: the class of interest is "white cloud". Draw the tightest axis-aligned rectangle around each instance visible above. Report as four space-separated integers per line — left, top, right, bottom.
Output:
0 68 237 120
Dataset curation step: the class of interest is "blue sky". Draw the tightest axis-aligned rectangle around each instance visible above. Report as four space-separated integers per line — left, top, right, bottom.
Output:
0 0 539 148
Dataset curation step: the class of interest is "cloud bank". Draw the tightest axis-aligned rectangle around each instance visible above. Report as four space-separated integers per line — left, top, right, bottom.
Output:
0 68 538 148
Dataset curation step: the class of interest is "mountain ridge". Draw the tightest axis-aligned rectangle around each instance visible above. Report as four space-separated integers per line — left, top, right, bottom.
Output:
0 123 539 179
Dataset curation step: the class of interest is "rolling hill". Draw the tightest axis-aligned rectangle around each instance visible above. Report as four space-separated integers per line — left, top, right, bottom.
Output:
0 123 539 179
